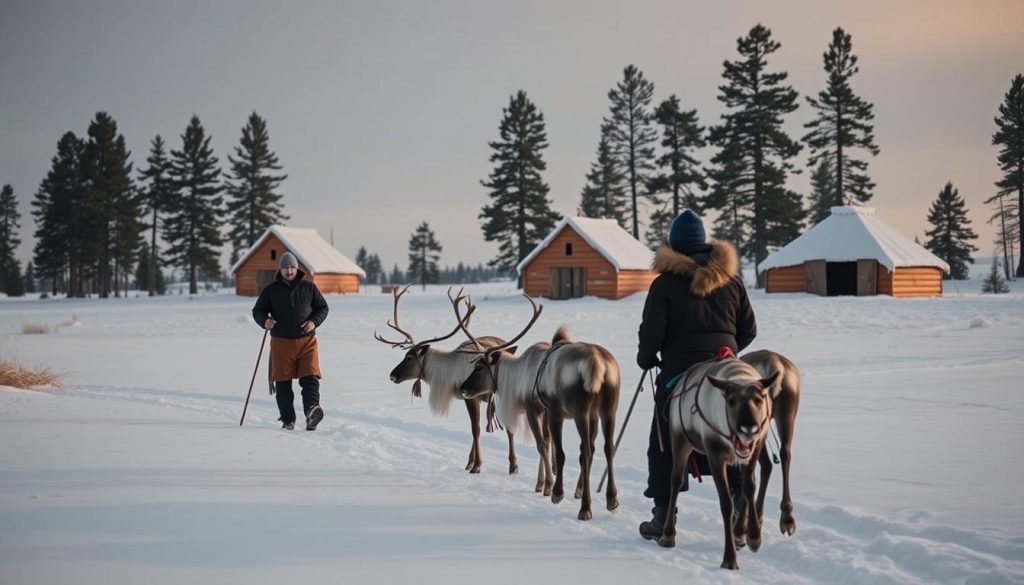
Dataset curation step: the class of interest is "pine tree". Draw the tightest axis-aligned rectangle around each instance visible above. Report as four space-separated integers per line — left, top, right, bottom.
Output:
33 132 85 296
82 113 140 298
408 221 442 291
480 90 559 280
925 182 978 280
165 115 224 295
579 124 628 227
23 261 35 294
807 159 837 226
985 191 1019 279
645 95 706 249
992 74 1024 277
138 135 175 296
355 246 368 271
390 264 404 285
983 253 1011 293
224 112 288 262
803 28 880 205
0 184 21 295
605 65 658 239
366 253 383 285
706 24 805 286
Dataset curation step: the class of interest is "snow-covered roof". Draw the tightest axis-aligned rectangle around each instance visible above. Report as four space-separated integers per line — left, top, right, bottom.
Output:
230 225 366 277
516 216 655 274
759 206 950 273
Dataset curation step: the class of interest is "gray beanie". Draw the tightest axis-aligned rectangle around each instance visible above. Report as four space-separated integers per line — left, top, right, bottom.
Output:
279 252 298 269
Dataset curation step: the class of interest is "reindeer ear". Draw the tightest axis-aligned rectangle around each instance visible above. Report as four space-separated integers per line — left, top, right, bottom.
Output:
487 351 502 366
707 375 731 393
758 370 781 392
505 346 519 356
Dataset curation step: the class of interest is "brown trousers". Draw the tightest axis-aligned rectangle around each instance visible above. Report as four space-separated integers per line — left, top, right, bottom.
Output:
270 336 322 381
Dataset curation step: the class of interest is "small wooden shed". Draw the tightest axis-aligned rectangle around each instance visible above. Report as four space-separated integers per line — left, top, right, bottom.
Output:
517 216 656 300
230 225 366 296
761 206 949 297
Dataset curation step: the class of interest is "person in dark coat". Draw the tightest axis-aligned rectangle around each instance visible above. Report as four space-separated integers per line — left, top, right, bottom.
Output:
252 252 330 431
636 209 757 541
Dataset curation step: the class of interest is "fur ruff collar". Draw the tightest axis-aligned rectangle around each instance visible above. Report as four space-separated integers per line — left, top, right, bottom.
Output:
652 240 739 297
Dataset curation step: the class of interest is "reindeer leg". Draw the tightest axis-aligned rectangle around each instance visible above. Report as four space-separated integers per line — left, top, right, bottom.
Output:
541 411 554 496
526 406 549 494
575 412 597 500
600 392 619 511
506 428 518 475
465 397 482 473
755 440 773 527
659 433 690 548
549 414 566 504
745 445 764 552
710 455 739 570
575 415 593 521
732 463 750 550
777 393 798 536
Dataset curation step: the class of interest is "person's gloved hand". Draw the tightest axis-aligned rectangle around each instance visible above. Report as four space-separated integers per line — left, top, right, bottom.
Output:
301 321 315 334
264 318 277 330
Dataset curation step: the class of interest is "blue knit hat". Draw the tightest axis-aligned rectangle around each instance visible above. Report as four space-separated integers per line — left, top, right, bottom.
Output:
668 209 707 252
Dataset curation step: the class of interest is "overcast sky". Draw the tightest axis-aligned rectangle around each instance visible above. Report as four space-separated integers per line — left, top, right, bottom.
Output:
2 0 1022 273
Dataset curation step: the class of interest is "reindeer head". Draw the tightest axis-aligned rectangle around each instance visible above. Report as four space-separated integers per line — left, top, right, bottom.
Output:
376 286 475 385
456 294 542 400
706 370 779 460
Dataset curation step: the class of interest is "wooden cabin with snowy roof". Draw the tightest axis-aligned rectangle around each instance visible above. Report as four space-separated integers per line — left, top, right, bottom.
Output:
516 216 656 300
230 226 366 296
760 206 949 297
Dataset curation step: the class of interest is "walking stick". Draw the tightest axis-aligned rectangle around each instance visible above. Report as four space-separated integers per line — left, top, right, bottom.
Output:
239 329 270 426
598 368 651 493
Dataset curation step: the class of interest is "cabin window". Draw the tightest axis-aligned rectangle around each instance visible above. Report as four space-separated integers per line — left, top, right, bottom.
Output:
565 243 573 256
270 249 277 260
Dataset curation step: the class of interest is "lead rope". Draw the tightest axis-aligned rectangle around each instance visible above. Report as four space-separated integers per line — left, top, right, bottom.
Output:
485 358 503 433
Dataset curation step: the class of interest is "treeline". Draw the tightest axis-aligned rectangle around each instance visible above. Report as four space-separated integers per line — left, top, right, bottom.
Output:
8 111 287 297
475 24 1024 286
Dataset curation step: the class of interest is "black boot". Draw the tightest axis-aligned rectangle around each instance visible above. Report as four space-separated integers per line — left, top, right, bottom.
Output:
639 506 671 541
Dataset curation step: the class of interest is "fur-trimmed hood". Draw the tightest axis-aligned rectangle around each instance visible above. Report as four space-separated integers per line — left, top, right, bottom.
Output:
652 240 739 297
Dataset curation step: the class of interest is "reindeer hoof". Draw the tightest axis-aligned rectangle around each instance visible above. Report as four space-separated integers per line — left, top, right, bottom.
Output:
734 534 747 550
509 463 518 475
720 559 738 570
535 484 544 493
780 517 796 536
465 462 473 471
657 536 675 548
606 498 619 512
543 487 552 497
748 535 762 553
578 509 592 521
574 488 583 500
551 493 563 504
470 466 481 474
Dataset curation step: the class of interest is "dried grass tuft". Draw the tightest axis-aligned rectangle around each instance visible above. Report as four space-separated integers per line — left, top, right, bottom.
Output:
21 323 52 335
0 359 63 389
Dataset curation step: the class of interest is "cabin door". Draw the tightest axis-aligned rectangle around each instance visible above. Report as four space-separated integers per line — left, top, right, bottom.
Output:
804 260 827 296
550 267 586 299
857 259 878 296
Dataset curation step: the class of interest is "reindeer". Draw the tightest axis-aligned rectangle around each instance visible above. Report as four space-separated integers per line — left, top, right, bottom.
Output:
658 357 779 570
458 294 621 521
740 350 800 538
375 287 519 475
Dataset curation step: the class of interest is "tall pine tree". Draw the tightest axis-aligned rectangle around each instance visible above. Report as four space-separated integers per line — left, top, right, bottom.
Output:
480 90 559 281
366 253 383 285
165 115 224 295
803 27 879 205
224 112 288 263
807 159 837 226
646 95 706 248
706 24 805 286
924 182 978 280
579 123 627 227
83 112 140 298
0 184 22 295
23 261 35 294
33 132 85 295
138 135 175 296
605 65 657 239
992 74 1024 277
408 222 442 291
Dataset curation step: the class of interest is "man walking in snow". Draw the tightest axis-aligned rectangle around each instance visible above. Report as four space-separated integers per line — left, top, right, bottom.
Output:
635 209 757 542
252 251 329 431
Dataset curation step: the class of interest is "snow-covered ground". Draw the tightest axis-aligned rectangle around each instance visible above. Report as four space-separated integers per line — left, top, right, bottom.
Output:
1 261 1023 584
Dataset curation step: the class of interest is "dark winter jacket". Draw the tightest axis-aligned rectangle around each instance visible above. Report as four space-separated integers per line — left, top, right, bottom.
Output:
637 241 756 383
252 270 329 339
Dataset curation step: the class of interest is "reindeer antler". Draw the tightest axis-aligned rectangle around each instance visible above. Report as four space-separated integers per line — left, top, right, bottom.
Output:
486 294 543 354
452 288 484 353
374 285 415 348
412 287 476 347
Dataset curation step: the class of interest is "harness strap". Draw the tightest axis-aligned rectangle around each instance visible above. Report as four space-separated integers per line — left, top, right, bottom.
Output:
532 341 569 410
